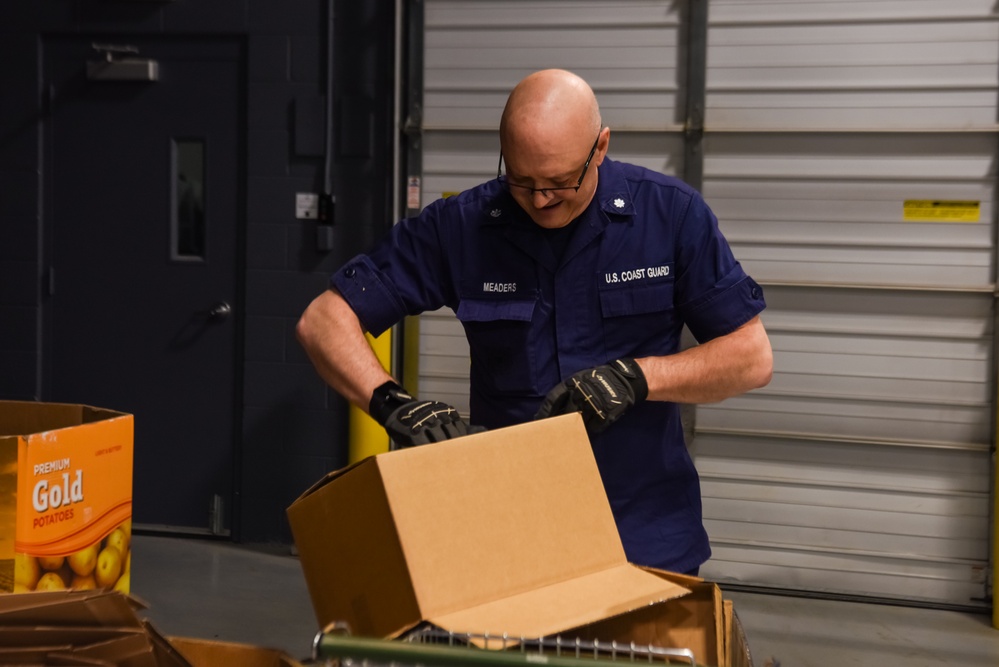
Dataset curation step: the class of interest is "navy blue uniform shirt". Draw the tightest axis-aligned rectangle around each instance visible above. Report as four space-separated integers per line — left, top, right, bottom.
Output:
332 158 766 573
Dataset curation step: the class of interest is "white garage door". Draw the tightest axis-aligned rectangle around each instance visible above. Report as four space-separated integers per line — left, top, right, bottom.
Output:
696 0 996 607
412 0 996 607
417 0 686 408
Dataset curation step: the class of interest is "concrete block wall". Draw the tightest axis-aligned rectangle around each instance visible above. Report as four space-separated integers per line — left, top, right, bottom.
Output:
0 0 397 543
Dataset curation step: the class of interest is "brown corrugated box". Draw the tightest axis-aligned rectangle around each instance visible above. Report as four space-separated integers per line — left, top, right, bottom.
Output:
0 589 184 665
288 413 754 666
0 589 305 666
169 637 304 667
569 570 754 667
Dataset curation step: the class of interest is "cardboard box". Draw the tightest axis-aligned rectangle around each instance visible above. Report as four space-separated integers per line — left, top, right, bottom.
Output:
0 587 144 626
169 637 304 667
287 414 690 642
0 589 189 666
568 571 753 667
0 401 133 595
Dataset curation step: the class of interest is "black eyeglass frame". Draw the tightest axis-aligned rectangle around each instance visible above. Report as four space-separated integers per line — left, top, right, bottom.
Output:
497 129 602 197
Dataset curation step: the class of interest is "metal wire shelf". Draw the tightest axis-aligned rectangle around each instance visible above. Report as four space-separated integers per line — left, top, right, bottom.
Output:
313 623 698 667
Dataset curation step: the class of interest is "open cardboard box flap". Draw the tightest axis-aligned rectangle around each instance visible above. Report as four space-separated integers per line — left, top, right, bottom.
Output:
0 400 126 436
429 563 687 639
289 414 688 640
559 567 738 667
0 589 146 628
169 636 305 667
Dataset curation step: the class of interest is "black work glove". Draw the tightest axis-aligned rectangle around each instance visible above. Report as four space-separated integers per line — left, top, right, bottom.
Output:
369 381 482 448
535 358 648 434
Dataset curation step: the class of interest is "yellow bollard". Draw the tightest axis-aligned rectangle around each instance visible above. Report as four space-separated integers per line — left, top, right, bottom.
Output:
347 330 393 464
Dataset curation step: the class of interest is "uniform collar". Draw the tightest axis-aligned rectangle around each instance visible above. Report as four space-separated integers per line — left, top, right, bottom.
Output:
477 161 634 272
479 180 518 227
595 158 636 218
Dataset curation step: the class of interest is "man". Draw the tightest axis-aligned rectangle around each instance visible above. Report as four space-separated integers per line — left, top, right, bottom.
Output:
297 69 772 574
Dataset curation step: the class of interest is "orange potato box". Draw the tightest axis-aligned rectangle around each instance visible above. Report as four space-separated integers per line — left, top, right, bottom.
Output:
0 401 133 595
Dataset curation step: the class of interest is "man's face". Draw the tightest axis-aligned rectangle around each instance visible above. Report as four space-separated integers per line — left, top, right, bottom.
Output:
500 128 605 230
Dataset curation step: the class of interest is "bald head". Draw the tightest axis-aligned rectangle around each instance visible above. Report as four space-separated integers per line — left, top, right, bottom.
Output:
497 70 609 229
500 69 601 161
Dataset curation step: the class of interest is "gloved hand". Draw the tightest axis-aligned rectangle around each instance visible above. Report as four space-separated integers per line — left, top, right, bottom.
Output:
535 358 648 434
369 381 482 447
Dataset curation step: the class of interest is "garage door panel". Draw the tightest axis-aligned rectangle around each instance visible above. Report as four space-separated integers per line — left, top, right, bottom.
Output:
767 372 988 406
706 2 998 131
704 132 996 177
701 478 988 514
770 331 987 360
710 0 995 25
699 395 989 445
706 544 985 605
710 19 996 49
715 196 994 228
706 514 987 560
705 497 987 538
711 63 999 90
425 1 682 131
772 349 986 383
735 245 991 289
419 0 996 606
760 287 992 337
699 458 986 501
415 378 472 416
427 46 676 70
707 91 997 130
695 434 989 483
425 96 682 132
719 218 992 248
426 0 677 29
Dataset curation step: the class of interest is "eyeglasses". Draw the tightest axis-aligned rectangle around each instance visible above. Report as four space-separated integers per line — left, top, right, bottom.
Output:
497 130 601 198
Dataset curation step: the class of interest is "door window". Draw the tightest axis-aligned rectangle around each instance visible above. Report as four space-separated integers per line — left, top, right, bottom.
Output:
172 138 206 260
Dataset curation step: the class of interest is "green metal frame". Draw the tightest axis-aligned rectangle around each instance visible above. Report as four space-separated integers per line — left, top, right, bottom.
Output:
314 632 700 667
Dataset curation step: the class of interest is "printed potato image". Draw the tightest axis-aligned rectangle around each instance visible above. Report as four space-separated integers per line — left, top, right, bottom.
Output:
118 518 132 544
14 519 132 594
68 544 98 577
13 553 40 590
94 545 122 588
36 571 67 591
103 519 132 593
37 555 64 571
105 527 129 557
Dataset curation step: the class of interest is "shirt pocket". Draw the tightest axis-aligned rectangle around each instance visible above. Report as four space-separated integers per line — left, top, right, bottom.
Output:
598 281 678 356
456 296 538 395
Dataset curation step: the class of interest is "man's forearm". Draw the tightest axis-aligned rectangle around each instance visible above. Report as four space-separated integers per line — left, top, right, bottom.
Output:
638 316 772 404
296 288 394 412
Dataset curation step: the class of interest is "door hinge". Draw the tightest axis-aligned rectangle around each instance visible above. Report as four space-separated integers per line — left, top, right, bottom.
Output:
42 84 54 115
209 493 228 536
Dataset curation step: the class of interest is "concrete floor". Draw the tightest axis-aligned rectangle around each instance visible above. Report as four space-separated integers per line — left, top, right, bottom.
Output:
130 533 999 666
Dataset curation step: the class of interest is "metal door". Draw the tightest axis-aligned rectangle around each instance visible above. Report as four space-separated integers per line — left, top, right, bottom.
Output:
42 37 242 535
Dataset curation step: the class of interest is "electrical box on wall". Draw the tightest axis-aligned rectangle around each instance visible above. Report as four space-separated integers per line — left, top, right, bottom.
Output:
296 193 320 220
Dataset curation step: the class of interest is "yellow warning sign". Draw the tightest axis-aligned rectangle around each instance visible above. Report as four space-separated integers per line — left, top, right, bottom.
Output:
903 200 980 223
